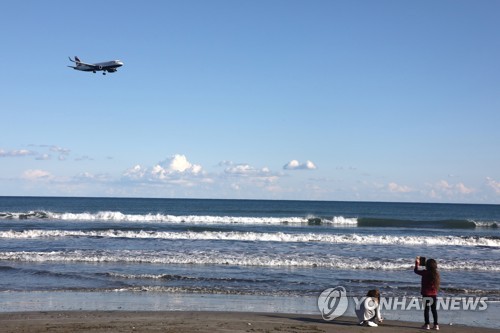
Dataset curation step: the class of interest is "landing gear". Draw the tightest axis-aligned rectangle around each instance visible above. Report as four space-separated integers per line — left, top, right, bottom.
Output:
103 72 106 75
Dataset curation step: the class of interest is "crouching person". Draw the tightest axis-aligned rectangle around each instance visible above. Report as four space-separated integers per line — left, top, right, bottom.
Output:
355 289 383 327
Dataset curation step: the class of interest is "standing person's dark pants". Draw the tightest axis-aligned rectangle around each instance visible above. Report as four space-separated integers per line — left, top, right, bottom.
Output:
423 296 438 325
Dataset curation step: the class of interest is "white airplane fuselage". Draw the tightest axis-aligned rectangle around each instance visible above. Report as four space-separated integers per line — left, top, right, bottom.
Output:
76 60 123 72
68 57 124 75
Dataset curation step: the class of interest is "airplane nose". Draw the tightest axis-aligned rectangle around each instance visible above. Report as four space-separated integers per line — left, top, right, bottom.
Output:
117 61 124 66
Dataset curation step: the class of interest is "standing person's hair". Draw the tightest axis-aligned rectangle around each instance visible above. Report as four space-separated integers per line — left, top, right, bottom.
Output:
425 259 440 291
366 289 380 302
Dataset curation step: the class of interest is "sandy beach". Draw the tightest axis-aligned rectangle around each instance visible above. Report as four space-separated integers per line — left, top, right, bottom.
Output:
0 311 497 333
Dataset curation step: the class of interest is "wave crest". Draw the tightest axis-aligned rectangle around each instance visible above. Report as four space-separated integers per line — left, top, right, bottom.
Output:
1 229 499 247
0 210 357 225
1 250 499 272
1 211 498 229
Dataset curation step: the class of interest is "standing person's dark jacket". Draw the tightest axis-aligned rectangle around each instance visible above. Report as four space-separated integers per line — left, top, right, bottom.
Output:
414 262 438 296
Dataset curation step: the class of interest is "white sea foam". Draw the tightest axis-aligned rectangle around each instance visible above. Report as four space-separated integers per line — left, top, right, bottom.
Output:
49 212 316 224
44 211 358 225
472 220 499 228
1 229 499 247
4 211 497 229
1 250 499 271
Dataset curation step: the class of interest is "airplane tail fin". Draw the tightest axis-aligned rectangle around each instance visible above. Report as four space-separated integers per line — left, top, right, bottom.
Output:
68 56 82 66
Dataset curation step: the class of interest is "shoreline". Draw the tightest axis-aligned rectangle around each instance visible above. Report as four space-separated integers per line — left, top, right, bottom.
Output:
1 311 499 333
0 291 498 330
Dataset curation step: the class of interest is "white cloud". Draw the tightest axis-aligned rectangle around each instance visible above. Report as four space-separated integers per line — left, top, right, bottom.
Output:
123 155 204 182
124 165 146 180
283 159 317 170
0 149 35 157
220 161 281 191
486 177 500 194
427 180 475 199
153 154 203 178
50 146 70 155
388 182 412 193
22 169 52 180
455 182 474 194
225 164 254 175
436 180 452 190
74 172 111 182
36 154 51 161
27 144 71 161
284 160 300 170
165 154 196 172
49 146 70 160
224 163 274 177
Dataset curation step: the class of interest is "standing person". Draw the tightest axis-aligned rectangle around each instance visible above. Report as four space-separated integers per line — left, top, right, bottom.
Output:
414 257 440 330
355 289 383 327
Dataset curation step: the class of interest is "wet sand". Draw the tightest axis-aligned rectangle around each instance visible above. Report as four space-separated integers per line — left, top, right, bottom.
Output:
0 311 497 333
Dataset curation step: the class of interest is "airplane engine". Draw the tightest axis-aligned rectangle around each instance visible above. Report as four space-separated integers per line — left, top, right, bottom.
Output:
98 65 103 70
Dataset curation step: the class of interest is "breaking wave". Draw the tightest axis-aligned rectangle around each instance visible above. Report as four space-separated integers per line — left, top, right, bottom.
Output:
358 218 498 229
1 250 499 271
1 229 499 247
0 211 356 225
1 211 498 229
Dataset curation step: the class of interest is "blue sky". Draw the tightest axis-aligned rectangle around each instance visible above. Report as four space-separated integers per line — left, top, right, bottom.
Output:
1 0 499 203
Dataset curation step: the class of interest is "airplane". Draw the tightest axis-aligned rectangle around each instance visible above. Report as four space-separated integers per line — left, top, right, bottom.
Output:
68 56 124 75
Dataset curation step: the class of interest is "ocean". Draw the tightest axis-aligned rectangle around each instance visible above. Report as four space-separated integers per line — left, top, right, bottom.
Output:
0 197 499 327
